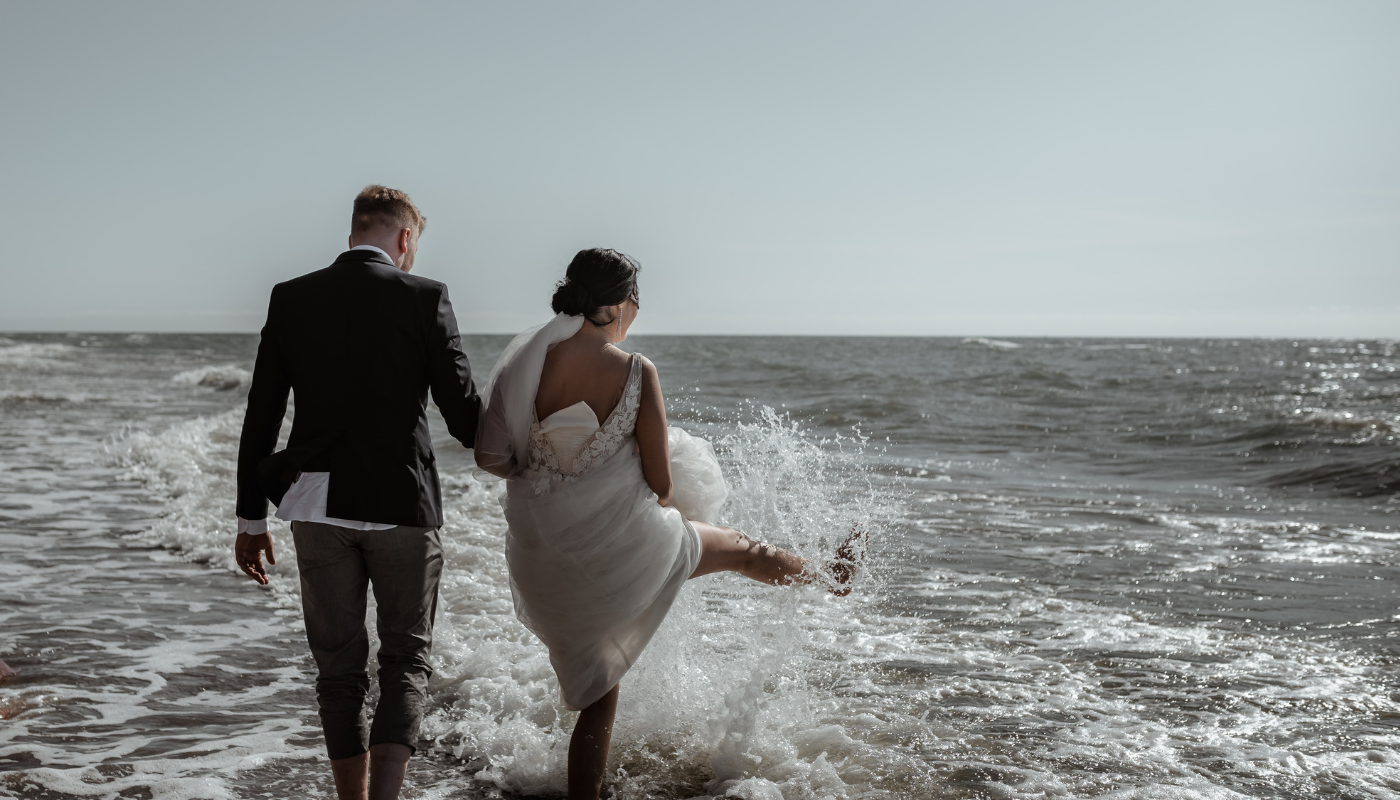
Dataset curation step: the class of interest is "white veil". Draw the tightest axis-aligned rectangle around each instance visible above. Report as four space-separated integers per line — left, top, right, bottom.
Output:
474 313 585 479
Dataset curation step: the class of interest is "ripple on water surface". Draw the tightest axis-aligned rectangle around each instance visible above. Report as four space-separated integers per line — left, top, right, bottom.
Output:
1 334 1398 799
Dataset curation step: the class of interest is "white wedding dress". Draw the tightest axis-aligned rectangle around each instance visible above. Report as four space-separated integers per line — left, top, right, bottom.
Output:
476 315 728 710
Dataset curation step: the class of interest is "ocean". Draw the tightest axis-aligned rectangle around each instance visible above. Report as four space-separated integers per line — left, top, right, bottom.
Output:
1 332 1396 799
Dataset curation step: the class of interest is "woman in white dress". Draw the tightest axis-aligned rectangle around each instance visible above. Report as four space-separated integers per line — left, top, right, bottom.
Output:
475 249 863 800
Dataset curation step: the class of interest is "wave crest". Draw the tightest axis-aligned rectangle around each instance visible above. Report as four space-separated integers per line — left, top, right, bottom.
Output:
0 341 77 368
103 400 898 797
962 337 1020 350
172 365 252 391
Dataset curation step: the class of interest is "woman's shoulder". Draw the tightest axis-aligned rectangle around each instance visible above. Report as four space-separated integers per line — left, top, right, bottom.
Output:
616 350 655 378
601 344 639 378
634 354 663 396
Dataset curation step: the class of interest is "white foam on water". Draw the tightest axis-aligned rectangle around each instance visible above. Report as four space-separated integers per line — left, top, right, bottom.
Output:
0 341 78 369
6 769 239 800
423 406 898 798
962 337 1021 350
171 364 254 392
1290 406 1399 437
93 404 902 798
895 570 1400 797
0 627 317 800
43 398 1400 799
0 390 100 404
110 409 289 569
899 495 1400 798
1082 343 1161 351
0 407 334 800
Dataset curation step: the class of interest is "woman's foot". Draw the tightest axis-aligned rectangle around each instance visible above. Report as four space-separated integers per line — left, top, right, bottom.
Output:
825 523 869 596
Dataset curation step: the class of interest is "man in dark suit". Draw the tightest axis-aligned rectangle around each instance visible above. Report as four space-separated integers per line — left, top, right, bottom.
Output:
234 185 480 800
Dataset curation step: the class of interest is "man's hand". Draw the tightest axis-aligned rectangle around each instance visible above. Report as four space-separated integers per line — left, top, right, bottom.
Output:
235 532 276 585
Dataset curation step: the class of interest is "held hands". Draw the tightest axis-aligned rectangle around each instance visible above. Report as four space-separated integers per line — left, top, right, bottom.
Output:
235 532 276 585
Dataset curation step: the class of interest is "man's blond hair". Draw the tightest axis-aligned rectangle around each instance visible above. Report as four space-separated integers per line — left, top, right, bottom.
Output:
352 185 427 236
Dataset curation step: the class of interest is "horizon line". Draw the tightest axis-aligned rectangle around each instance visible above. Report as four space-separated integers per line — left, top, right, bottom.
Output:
2 329 1395 343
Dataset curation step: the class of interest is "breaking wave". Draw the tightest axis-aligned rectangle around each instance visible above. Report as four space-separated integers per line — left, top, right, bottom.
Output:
104 403 902 798
172 364 253 391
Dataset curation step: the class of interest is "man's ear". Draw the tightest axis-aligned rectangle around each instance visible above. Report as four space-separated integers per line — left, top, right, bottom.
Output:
399 227 412 254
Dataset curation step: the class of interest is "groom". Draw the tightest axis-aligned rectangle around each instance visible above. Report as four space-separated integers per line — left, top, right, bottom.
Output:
234 186 480 800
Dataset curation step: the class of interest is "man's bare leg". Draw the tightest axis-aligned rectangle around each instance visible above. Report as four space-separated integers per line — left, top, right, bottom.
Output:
369 743 412 800
568 684 619 800
328 744 412 800
330 752 369 800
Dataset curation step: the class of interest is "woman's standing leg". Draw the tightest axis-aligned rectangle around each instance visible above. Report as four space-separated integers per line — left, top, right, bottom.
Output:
569 683 620 800
688 521 866 595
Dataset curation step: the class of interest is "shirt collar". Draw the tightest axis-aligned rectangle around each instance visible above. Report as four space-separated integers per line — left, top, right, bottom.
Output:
349 244 394 263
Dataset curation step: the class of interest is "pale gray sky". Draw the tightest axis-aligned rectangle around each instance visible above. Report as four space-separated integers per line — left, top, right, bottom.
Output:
1 1 1396 336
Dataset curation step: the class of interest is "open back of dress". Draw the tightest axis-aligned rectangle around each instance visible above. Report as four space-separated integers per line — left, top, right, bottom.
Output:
502 352 704 710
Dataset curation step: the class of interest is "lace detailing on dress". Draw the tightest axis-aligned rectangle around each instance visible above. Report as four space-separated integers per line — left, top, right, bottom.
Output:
524 354 643 496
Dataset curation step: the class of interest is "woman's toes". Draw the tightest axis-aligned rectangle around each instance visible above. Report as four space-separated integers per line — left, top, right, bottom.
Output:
836 522 869 563
825 522 869 595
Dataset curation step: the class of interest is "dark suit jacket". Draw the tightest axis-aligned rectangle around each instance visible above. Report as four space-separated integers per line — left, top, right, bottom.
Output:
236 249 480 528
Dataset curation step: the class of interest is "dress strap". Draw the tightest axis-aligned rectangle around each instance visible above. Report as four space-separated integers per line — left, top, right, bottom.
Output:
624 353 643 404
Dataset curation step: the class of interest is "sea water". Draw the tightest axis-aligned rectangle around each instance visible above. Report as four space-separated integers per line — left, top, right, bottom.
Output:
1 333 1397 799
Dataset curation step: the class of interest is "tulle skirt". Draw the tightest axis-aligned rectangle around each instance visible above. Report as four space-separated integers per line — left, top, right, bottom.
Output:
502 430 724 710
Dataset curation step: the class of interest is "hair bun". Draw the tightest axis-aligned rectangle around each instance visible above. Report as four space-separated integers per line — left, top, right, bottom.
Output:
549 248 641 326
551 279 593 316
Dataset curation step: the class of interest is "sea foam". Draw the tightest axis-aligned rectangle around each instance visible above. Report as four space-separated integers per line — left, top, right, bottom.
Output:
0 341 77 369
108 402 895 798
172 364 254 391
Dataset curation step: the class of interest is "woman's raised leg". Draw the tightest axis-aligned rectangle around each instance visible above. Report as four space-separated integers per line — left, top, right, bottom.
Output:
688 521 867 595
568 683 619 800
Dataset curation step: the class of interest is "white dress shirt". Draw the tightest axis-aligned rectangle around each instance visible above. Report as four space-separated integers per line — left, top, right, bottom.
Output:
349 244 394 261
236 244 400 536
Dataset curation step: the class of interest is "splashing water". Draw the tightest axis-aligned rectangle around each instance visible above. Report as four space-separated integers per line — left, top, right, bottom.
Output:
6 333 1399 800
100 399 898 799
420 404 899 799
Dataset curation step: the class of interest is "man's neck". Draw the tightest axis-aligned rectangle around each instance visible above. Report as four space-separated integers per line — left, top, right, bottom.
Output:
347 237 404 269
350 244 395 263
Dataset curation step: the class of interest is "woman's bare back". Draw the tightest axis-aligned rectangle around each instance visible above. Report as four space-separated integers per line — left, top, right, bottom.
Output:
535 334 634 423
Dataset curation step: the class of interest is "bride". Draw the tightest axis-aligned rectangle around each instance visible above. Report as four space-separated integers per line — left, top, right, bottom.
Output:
474 248 864 800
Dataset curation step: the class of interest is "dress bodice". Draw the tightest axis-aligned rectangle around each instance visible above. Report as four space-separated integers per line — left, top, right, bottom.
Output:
524 353 643 495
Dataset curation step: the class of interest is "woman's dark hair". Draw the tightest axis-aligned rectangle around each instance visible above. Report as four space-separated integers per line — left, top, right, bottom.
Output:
551 248 641 327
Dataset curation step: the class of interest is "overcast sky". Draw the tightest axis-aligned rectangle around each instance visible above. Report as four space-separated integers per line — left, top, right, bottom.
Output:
1 2 1396 337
